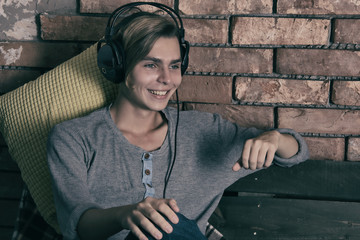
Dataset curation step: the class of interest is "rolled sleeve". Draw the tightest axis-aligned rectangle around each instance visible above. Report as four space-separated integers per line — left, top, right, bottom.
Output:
273 128 309 167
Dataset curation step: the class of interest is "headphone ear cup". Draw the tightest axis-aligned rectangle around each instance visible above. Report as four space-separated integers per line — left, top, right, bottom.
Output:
180 40 190 75
97 41 125 83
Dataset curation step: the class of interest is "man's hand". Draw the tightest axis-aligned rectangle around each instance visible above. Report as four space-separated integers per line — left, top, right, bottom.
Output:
78 197 180 240
232 130 280 171
120 197 180 240
232 130 299 171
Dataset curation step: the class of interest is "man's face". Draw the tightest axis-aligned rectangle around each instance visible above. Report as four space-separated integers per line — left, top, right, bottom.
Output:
125 36 182 112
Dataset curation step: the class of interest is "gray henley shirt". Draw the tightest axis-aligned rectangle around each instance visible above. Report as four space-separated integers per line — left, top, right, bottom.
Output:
47 106 309 239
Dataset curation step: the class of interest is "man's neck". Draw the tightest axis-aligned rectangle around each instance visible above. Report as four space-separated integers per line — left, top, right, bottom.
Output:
110 94 165 136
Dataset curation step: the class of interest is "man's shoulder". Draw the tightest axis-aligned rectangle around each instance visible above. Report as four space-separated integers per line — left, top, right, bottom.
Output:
51 107 108 135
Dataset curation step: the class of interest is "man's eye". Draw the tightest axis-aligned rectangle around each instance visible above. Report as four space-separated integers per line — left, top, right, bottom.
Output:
171 64 180 70
144 64 156 68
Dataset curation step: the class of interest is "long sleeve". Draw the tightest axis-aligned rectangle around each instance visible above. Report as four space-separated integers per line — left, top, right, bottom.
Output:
47 124 101 239
273 128 310 167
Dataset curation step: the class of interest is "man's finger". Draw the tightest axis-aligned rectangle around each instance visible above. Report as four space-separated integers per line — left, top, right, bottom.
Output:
256 146 267 168
157 203 178 227
264 149 275 167
248 142 260 170
232 162 241 171
129 221 149 240
242 140 252 168
143 208 173 235
166 199 180 223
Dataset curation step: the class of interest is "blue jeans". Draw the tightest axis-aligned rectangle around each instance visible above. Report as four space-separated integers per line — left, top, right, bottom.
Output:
125 212 207 240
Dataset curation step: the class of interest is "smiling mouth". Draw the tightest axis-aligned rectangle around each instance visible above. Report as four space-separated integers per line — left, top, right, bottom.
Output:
148 90 169 96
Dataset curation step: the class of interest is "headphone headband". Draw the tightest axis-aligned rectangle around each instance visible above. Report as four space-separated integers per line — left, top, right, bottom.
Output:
97 2 189 83
107 2 185 40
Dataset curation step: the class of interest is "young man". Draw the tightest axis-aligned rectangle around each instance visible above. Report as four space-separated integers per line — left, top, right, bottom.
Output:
47 7 309 240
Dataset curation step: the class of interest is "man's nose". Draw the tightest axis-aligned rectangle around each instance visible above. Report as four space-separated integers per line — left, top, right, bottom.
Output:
158 67 171 84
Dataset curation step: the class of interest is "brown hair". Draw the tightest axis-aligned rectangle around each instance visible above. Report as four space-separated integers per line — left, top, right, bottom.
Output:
113 11 181 80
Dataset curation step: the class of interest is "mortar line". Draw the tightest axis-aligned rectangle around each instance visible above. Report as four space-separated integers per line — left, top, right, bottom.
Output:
273 0 278 14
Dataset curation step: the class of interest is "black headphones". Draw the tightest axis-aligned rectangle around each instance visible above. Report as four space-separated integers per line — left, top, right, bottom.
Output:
97 2 190 83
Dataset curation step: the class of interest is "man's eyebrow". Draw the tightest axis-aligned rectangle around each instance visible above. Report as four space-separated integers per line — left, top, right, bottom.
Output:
142 56 182 64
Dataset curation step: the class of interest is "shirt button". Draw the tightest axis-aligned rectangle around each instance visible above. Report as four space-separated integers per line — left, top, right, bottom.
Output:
145 169 151 175
144 153 150 159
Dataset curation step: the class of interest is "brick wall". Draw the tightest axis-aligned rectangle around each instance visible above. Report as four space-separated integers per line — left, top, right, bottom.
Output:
1 0 360 238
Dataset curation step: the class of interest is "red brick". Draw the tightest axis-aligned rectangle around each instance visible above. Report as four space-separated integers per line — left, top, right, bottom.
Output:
179 0 272 14
278 0 360 14
80 0 174 13
235 77 329 105
0 42 90 68
277 49 360 77
348 138 360 161
183 19 228 44
184 103 274 129
332 81 360 106
304 137 345 161
188 47 273 74
334 19 360 44
232 17 329 45
176 75 232 104
0 70 42 94
278 108 360 135
40 14 106 41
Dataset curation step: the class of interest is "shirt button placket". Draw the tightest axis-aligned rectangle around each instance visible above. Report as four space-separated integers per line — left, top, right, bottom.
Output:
142 152 155 198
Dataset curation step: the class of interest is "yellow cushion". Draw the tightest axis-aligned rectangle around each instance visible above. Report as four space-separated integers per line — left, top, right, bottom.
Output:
0 44 118 232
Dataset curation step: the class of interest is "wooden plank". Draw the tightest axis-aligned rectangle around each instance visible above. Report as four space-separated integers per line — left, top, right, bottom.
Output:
226 160 360 201
0 199 19 227
0 172 23 199
0 227 14 240
0 146 19 172
211 196 360 240
0 133 6 146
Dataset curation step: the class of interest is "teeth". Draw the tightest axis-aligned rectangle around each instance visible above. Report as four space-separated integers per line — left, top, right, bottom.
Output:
149 90 168 96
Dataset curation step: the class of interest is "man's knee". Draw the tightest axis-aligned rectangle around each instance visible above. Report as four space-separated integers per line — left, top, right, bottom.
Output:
126 212 207 240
